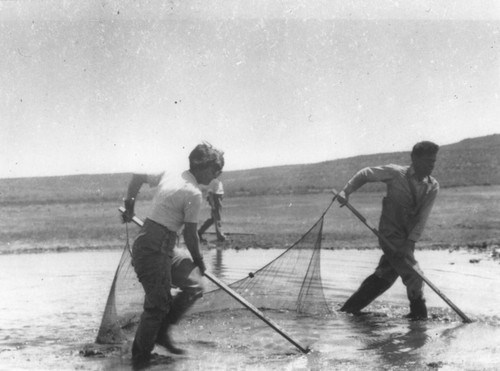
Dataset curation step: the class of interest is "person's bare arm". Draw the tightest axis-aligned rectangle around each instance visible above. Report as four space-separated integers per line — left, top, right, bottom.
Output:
122 173 148 223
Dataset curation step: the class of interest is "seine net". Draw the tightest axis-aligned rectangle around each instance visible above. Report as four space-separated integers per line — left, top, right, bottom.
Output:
190 216 330 316
96 235 143 344
96 204 333 345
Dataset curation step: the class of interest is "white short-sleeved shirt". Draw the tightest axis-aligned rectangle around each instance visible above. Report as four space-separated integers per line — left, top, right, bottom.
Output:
146 170 203 232
207 178 224 195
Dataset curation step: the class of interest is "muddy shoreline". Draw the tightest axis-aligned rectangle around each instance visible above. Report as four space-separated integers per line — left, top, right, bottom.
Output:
1 237 499 258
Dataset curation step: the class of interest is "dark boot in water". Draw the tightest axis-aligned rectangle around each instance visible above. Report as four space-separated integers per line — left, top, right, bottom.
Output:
405 297 428 320
156 317 185 355
340 274 393 314
131 339 151 369
155 292 199 355
156 318 185 355
156 329 185 355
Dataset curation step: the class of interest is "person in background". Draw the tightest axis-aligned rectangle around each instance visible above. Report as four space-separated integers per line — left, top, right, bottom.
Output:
198 178 226 242
337 141 439 320
122 142 224 365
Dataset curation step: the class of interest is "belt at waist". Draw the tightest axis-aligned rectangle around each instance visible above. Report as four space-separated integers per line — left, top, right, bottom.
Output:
143 218 177 239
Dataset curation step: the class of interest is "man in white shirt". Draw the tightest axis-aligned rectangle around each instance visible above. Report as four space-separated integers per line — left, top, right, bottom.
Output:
198 178 226 242
122 143 224 365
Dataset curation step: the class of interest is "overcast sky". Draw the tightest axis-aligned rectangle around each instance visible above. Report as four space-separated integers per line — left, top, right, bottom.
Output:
1 0 499 178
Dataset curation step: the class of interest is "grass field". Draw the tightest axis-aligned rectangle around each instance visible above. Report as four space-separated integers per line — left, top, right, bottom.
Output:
1 185 499 254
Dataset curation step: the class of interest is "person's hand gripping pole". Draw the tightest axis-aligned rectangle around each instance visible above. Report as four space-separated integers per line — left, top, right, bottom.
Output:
331 189 473 324
118 207 311 353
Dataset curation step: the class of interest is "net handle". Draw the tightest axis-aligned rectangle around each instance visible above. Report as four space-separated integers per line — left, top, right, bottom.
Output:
331 189 472 323
118 207 311 354
322 192 338 218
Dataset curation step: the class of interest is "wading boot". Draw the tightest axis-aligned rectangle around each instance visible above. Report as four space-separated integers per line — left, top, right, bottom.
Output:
156 316 185 355
155 292 200 355
340 274 393 314
156 327 185 355
405 297 428 320
131 339 151 369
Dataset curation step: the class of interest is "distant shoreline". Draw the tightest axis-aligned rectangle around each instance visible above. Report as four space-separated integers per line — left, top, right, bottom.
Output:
2 239 498 256
2 186 498 257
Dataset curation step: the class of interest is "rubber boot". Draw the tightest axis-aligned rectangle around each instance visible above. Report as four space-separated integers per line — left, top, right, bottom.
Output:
405 297 428 320
155 292 200 355
340 274 393 314
132 308 164 366
131 339 151 368
155 322 185 355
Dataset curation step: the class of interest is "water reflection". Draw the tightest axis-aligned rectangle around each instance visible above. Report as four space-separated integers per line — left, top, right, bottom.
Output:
211 247 224 276
344 314 430 369
1 249 499 370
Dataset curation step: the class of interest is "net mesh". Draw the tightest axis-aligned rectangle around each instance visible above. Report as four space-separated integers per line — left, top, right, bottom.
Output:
190 217 330 316
96 237 143 344
96 205 333 345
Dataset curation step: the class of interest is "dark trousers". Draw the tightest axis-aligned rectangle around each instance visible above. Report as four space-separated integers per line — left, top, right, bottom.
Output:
132 219 203 358
376 237 424 301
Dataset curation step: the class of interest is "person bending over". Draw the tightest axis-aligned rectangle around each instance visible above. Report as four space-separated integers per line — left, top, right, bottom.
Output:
337 141 439 320
122 142 224 365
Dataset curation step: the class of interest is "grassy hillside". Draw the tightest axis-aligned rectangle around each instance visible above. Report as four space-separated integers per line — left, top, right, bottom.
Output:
223 133 500 196
0 134 498 203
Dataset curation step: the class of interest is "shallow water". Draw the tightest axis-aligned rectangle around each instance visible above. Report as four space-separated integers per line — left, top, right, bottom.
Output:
0 248 499 370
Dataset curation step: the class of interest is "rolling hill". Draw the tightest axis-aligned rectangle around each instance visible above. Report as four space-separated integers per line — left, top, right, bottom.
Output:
222 133 500 196
0 134 498 204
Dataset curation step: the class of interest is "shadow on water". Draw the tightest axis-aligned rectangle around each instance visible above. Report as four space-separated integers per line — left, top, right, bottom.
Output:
346 314 430 368
335 310 481 371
